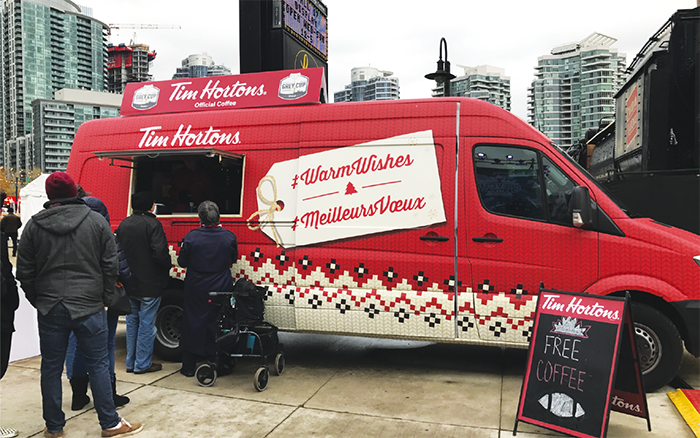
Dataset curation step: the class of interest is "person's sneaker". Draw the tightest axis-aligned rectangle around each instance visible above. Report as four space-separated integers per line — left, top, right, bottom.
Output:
101 418 143 437
43 427 63 438
126 368 133 373
179 367 195 377
133 362 162 374
0 426 18 438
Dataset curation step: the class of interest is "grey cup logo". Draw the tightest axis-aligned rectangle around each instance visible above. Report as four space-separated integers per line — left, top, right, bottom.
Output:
278 73 309 100
132 85 160 110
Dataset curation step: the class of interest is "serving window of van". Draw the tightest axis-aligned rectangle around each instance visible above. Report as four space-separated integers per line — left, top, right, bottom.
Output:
94 149 244 216
473 145 577 225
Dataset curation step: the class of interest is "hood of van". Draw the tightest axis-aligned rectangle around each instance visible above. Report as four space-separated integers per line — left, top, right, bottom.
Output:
620 217 700 257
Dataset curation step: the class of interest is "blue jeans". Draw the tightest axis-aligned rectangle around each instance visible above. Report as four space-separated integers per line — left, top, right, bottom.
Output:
125 297 161 372
66 315 119 380
38 304 120 432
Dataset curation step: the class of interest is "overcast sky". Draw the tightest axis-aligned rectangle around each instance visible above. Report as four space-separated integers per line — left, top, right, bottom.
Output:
91 0 695 120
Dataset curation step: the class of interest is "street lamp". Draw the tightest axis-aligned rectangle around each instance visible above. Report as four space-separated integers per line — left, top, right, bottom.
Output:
425 37 456 97
14 169 25 214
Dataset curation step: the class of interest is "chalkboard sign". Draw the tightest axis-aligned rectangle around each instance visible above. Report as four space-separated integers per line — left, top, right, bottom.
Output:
514 289 649 438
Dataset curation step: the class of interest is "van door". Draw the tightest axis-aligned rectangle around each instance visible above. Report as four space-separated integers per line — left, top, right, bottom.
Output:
290 133 463 341
464 141 598 345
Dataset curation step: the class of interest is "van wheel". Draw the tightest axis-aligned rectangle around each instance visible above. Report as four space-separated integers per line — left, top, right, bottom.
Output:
632 302 683 392
154 291 183 362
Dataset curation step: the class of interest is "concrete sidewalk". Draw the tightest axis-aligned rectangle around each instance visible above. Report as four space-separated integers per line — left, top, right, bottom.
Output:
1 322 698 438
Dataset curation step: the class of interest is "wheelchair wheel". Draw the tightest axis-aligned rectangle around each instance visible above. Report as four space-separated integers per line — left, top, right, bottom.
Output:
274 352 285 376
254 366 269 392
195 363 217 387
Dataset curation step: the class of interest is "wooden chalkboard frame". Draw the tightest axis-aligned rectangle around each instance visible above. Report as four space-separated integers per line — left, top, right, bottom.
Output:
514 288 649 438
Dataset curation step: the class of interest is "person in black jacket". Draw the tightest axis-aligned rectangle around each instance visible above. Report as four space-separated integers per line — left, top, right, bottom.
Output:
1 189 19 438
16 172 142 437
116 192 171 375
1 206 21 257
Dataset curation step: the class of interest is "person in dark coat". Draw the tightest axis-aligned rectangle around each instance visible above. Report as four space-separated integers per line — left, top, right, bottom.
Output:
77 185 110 223
64 191 130 410
16 172 142 437
0 189 19 438
116 192 171 375
1 206 22 257
177 200 238 376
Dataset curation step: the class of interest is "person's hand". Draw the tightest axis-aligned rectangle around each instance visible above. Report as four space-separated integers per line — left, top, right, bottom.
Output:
116 281 123 287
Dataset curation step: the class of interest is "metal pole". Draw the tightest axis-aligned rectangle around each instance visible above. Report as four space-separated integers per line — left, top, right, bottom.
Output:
440 38 450 97
453 102 460 338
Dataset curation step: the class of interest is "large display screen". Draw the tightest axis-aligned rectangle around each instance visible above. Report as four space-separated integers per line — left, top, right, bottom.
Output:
283 0 328 61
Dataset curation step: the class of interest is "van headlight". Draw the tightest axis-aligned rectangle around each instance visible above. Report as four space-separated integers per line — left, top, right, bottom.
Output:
695 255 700 267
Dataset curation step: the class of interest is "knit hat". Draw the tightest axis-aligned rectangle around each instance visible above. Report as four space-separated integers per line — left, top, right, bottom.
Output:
131 191 154 212
45 172 78 200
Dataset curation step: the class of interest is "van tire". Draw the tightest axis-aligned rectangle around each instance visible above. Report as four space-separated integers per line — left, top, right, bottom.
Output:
154 290 184 362
632 302 683 392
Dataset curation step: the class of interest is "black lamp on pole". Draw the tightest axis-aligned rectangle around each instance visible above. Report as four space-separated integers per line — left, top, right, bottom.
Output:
425 37 456 97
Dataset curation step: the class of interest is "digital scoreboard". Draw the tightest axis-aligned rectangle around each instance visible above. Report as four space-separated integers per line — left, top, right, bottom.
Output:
282 0 327 61
240 0 328 93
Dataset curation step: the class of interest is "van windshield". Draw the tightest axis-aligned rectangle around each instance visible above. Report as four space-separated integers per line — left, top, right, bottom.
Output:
551 143 639 218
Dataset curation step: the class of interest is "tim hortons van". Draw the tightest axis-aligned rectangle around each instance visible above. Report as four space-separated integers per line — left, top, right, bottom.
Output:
66 68 699 391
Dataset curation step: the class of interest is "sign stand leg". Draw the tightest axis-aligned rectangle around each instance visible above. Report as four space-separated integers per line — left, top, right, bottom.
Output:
513 419 519 435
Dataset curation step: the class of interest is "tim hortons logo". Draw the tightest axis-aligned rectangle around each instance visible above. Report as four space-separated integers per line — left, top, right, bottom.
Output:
138 125 240 148
612 395 642 413
132 85 160 110
168 79 266 102
541 294 620 321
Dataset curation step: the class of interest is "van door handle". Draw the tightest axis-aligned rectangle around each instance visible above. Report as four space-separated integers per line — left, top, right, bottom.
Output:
472 237 504 243
420 235 449 242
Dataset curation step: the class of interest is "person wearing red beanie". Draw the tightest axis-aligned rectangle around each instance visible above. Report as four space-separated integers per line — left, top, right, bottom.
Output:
45 172 78 200
17 172 142 437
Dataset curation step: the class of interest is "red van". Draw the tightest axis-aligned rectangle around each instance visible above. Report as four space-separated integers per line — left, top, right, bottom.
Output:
66 69 699 391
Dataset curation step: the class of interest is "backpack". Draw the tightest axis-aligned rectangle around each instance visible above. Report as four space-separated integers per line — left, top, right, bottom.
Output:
232 278 267 326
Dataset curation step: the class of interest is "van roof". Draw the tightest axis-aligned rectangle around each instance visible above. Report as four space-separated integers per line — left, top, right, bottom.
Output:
69 97 549 160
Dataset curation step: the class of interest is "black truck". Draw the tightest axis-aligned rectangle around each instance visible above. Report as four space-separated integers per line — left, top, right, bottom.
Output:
586 7 699 234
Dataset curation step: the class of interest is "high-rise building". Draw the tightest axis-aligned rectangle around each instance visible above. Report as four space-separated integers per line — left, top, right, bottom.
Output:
527 33 626 148
334 67 399 102
172 53 231 79
31 89 121 172
107 43 156 93
1 0 109 169
432 65 511 110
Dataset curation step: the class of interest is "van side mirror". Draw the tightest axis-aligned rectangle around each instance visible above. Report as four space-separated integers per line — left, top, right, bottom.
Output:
571 186 593 229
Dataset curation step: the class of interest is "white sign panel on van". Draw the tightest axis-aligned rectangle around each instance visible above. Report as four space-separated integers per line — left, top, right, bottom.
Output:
250 130 446 248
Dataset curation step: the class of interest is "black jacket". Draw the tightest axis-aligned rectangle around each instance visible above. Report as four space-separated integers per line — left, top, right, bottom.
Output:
116 211 171 298
178 226 238 355
1 230 19 333
16 198 118 319
0 213 22 234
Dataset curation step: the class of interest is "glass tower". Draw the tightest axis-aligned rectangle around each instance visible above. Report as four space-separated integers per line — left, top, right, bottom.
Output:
433 65 511 111
1 0 108 169
32 89 120 172
334 67 400 102
527 33 626 148
171 53 231 79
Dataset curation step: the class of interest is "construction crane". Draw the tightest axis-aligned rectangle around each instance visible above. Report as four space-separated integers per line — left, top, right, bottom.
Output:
107 23 181 46
107 24 181 35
